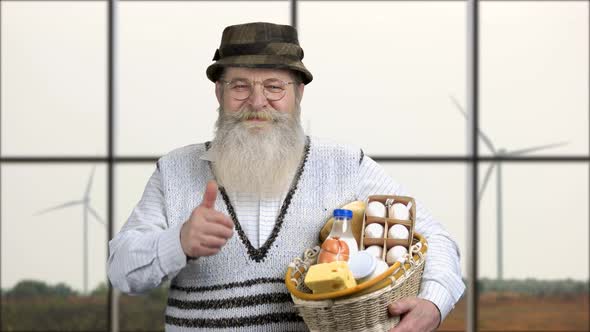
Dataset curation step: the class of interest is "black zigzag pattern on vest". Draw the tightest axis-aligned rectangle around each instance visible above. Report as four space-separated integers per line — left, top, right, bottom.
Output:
165 312 304 328
171 277 284 293
168 292 292 310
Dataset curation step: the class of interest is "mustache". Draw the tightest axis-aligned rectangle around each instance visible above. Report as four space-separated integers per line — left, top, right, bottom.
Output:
225 107 287 123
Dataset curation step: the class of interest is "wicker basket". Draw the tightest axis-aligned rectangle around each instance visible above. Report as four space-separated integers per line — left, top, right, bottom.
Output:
285 233 428 332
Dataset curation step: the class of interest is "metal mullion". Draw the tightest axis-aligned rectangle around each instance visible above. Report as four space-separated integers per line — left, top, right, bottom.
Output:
298 0 587 1
467 0 479 331
372 156 590 162
1 156 589 163
0 0 3 323
110 157 159 162
0 157 109 163
286 0 579 1
291 0 297 28
0 0 361 1
107 0 117 330
3 0 590 2
0 157 158 162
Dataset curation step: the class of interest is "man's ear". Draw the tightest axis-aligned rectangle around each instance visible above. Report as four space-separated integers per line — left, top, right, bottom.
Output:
215 82 222 105
297 83 305 103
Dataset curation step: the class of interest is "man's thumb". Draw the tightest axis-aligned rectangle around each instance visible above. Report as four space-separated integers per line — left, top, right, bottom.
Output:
201 180 218 208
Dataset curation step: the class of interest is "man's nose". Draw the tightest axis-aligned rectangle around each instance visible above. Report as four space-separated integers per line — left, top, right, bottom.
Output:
247 84 268 109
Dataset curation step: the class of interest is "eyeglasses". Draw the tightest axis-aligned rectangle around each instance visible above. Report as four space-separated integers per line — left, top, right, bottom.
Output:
220 78 296 101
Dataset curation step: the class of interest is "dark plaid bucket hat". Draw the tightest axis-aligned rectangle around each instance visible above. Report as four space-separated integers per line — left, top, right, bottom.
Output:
206 22 313 85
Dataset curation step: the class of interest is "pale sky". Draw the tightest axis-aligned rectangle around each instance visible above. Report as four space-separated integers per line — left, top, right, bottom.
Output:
1 1 588 292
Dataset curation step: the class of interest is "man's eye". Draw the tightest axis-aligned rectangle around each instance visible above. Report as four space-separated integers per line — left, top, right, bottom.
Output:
265 85 283 92
232 84 250 90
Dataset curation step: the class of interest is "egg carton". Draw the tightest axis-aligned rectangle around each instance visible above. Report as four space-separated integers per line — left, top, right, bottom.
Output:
360 195 416 264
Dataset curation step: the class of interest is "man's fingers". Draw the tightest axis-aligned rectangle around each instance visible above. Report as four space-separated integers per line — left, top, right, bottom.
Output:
205 210 234 229
388 317 412 332
203 221 234 239
387 298 417 332
388 298 440 332
388 297 418 316
201 180 218 209
200 234 228 249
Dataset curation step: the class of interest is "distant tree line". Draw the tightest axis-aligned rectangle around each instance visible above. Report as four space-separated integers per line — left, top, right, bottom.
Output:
2 280 80 298
1 279 165 298
2 278 588 298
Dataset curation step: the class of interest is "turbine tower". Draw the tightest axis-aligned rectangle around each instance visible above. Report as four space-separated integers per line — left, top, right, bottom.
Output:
450 96 568 280
35 166 105 294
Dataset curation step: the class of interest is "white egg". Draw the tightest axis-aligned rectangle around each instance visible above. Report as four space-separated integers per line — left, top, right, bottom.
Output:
364 245 384 259
388 224 409 240
389 203 410 220
373 259 390 275
364 223 384 238
386 245 408 265
366 201 387 218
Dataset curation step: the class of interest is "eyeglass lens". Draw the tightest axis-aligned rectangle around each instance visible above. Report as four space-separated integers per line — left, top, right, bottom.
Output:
226 79 289 101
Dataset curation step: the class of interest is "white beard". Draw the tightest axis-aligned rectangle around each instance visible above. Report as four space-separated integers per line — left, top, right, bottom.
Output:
209 105 306 197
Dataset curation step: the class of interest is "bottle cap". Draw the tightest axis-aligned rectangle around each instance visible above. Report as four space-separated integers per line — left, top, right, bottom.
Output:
333 209 353 219
347 251 377 280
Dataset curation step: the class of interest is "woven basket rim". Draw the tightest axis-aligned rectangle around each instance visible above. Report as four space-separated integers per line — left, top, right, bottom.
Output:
285 232 428 301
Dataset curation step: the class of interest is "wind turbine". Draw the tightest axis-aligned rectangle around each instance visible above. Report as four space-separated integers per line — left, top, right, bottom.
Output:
35 166 105 294
450 96 568 280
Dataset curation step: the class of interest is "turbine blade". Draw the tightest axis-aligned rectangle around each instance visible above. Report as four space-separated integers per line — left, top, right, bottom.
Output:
450 95 468 118
35 200 84 216
88 206 105 225
85 166 97 198
449 95 497 153
478 163 496 202
505 141 570 156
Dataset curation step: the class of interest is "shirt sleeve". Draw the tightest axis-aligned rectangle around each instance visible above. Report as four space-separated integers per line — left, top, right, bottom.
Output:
355 155 465 321
107 166 187 294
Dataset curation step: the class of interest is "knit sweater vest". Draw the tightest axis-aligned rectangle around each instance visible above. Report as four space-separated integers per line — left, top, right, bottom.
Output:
158 136 363 331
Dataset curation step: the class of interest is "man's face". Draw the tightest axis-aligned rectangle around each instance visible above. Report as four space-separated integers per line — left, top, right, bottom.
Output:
210 67 307 195
215 67 304 123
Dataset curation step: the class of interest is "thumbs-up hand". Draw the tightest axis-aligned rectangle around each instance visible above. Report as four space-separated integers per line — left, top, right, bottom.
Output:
180 180 234 258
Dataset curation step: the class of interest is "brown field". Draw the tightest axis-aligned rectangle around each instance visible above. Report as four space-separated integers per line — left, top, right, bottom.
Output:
2 291 588 331
440 293 589 331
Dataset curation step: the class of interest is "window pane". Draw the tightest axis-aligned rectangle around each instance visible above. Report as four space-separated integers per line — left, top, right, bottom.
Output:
299 1 466 156
478 2 589 157
117 1 290 156
1 2 106 156
378 162 467 330
1 164 108 331
115 164 167 330
478 163 589 330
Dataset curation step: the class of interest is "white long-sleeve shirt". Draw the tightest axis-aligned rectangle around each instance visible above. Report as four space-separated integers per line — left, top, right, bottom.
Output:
108 142 465 325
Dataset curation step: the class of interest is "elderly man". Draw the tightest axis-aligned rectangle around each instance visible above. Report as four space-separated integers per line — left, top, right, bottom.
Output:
108 22 464 331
